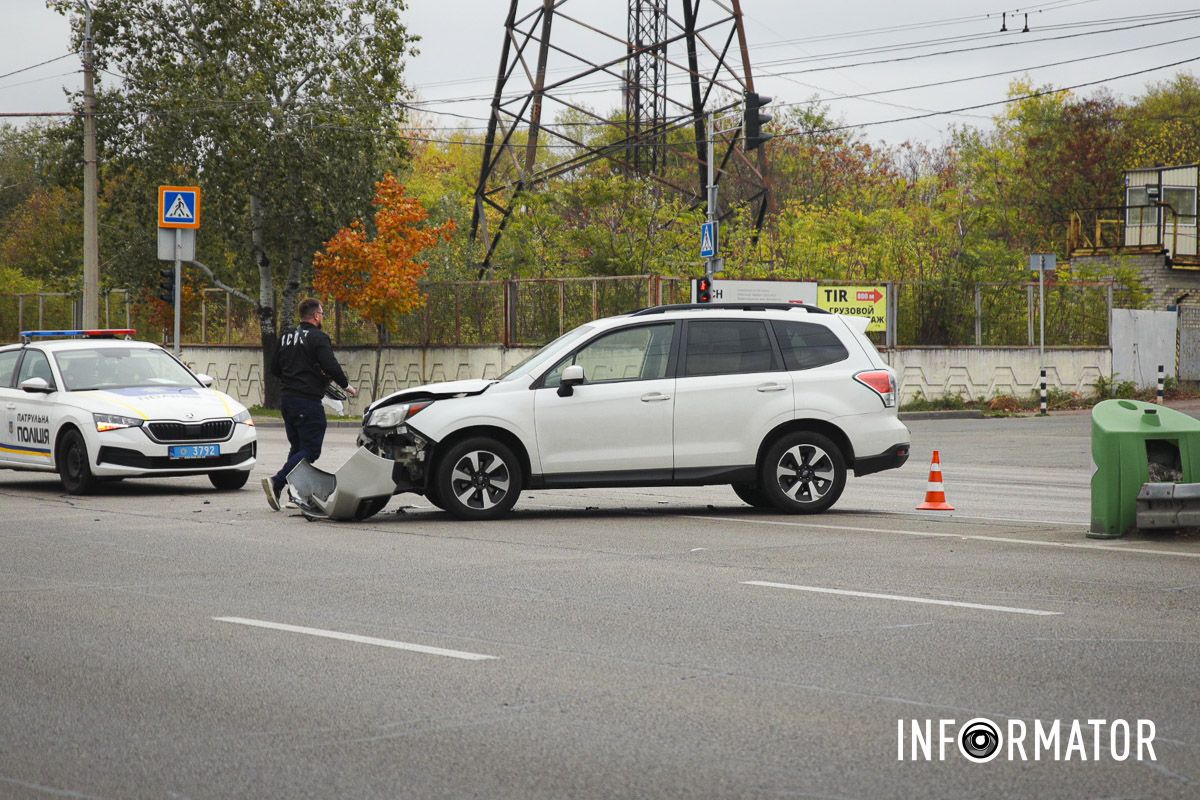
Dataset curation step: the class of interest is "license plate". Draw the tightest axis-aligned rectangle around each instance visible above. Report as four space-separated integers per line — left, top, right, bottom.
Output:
168 444 220 459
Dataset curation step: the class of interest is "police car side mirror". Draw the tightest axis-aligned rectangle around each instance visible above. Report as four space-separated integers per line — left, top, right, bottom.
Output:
19 377 53 394
557 364 585 397
195 373 215 388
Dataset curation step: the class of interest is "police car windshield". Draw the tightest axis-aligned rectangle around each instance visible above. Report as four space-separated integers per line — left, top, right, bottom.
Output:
55 348 200 391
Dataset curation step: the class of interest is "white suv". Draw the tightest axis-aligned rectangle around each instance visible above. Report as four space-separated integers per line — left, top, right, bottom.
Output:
336 304 909 521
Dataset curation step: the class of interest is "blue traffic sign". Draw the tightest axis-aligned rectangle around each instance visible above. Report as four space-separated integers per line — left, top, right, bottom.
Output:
700 221 716 257
159 185 201 229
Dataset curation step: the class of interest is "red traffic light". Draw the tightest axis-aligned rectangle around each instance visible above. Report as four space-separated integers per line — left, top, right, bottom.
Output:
696 277 712 304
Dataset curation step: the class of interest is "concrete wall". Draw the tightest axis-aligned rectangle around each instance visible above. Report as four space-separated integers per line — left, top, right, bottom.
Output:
180 345 540 417
883 347 1110 405
182 344 1112 412
1111 309 1177 388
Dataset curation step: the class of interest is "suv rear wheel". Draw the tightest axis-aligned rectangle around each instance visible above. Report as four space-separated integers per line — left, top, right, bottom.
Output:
760 431 846 514
435 437 522 520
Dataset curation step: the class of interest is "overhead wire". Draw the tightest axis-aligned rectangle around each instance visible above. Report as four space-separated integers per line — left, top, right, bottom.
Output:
0 52 77 82
404 9 1200 108
755 0 1105 48
752 10 1198 67
775 52 1200 138
7 7 1199 146
778 31 1200 105
192 50 1200 149
42 32 1197 144
765 11 1200 78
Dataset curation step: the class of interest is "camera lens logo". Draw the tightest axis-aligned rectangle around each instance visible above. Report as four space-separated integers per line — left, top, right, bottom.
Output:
958 718 1002 763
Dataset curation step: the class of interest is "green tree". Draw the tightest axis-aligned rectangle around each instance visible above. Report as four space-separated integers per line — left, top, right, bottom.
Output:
1127 73 1200 166
51 0 418 405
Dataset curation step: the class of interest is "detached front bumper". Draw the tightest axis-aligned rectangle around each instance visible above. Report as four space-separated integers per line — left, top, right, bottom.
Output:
285 447 398 521
283 423 433 521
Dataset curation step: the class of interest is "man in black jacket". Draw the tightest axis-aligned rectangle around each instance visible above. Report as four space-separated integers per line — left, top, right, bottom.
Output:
262 298 358 510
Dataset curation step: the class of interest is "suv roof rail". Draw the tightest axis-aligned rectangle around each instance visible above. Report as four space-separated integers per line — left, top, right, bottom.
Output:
629 303 830 317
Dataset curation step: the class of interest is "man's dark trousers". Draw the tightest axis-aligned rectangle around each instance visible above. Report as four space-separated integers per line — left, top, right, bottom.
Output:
272 394 327 492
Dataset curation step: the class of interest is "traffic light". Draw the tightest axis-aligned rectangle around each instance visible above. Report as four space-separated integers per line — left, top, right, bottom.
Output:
157 267 175 304
695 276 712 304
744 91 773 151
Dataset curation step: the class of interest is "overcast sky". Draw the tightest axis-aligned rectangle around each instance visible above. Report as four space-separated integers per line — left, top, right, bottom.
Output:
4 0 1199 147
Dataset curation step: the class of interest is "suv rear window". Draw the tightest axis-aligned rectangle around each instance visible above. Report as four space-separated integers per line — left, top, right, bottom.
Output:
684 320 779 376
771 320 848 370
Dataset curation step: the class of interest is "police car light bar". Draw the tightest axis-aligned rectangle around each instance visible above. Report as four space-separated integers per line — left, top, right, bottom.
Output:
19 329 136 343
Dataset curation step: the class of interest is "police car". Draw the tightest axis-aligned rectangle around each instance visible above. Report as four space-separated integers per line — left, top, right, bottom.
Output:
0 330 257 494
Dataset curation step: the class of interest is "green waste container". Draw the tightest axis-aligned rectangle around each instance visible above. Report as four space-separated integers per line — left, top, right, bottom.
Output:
1090 399 1200 538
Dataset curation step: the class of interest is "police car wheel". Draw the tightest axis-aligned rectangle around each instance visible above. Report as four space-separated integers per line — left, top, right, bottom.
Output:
209 470 250 490
59 428 98 496
760 431 846 514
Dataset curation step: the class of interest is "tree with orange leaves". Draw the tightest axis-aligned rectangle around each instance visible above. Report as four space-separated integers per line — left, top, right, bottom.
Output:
313 173 454 400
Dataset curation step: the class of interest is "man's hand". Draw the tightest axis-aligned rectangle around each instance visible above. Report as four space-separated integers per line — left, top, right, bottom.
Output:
346 385 359 398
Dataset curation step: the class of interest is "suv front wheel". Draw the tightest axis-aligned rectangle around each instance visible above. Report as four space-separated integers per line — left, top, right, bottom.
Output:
760 431 846 514
435 437 523 520
731 481 772 509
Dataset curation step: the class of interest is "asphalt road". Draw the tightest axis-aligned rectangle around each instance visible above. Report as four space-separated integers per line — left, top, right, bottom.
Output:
1 412 1198 799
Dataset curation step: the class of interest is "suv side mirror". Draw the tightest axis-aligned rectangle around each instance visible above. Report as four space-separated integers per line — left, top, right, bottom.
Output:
19 377 53 394
557 364 585 397
195 373 215 388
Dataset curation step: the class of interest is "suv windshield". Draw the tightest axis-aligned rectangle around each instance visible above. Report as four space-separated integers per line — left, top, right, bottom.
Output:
498 324 596 381
54 348 200 391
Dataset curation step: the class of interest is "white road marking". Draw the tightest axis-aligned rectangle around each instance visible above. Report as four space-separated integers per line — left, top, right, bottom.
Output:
687 516 1200 559
213 617 497 661
742 581 1062 616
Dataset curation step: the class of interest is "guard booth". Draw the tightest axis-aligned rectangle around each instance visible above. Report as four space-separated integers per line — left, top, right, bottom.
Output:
1069 164 1199 267
1123 164 1198 262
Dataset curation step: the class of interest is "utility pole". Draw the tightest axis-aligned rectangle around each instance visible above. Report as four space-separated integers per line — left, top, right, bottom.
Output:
81 0 99 328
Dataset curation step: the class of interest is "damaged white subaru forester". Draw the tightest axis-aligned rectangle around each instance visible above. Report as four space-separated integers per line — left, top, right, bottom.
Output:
287 303 910 521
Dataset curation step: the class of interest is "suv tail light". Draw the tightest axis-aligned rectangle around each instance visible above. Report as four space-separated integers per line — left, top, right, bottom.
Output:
854 369 896 407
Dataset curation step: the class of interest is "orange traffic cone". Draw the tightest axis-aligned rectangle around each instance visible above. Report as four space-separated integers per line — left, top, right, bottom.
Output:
916 450 955 511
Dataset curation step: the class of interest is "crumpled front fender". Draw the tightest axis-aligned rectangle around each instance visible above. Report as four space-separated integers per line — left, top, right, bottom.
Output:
285 447 397 521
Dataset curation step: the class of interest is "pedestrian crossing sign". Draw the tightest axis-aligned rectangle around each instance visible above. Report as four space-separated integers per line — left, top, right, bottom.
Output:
158 186 201 229
700 221 716 257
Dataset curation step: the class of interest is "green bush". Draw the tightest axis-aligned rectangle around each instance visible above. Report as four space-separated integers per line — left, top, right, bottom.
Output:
900 391 968 411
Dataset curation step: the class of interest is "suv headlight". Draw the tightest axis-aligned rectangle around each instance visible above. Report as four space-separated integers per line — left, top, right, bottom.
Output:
367 401 432 429
233 409 255 426
94 413 144 432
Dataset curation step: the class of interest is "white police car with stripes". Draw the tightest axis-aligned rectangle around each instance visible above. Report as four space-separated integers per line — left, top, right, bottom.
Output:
0 330 257 494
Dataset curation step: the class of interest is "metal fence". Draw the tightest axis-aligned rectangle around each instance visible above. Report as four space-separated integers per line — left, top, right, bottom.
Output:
1 275 1119 348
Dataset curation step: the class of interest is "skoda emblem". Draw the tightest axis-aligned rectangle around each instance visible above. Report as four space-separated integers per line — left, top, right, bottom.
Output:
184 412 195 419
